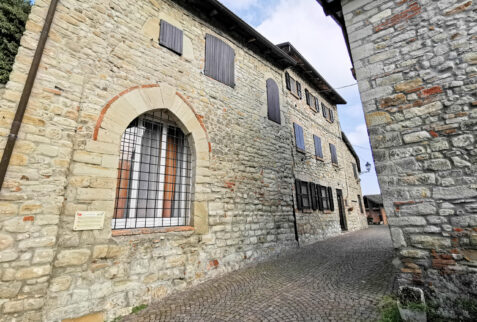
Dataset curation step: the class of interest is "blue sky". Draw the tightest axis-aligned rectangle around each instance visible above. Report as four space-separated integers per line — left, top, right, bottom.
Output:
220 0 381 195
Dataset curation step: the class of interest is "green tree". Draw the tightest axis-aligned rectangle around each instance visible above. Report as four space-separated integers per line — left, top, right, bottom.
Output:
0 0 32 84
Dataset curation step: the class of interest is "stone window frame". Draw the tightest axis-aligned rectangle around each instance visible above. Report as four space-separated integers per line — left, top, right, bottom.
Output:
91 84 211 236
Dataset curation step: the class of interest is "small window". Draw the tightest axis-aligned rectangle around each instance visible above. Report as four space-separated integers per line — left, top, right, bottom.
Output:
295 179 311 210
352 163 358 179
313 135 323 159
293 123 305 152
305 89 310 105
330 143 338 165
159 20 183 55
322 104 328 119
205 34 235 87
358 195 364 213
329 108 334 123
285 72 301 99
320 185 329 210
266 79 281 124
314 97 320 112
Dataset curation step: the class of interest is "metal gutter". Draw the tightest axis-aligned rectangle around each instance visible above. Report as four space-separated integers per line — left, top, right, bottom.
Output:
0 0 60 190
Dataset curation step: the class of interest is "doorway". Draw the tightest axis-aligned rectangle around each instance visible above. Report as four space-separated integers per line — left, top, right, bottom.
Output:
336 189 347 231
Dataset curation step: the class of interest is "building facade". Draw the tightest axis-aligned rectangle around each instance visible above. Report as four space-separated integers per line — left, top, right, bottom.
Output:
0 0 366 320
318 0 477 319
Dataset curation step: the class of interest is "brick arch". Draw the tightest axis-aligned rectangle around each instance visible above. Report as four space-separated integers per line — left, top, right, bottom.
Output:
91 84 210 234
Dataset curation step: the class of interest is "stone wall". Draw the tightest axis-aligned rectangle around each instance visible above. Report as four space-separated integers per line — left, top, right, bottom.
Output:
341 0 477 318
286 69 367 246
0 0 366 320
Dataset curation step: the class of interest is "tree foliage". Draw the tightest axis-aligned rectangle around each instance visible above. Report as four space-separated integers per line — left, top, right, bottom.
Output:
0 0 32 84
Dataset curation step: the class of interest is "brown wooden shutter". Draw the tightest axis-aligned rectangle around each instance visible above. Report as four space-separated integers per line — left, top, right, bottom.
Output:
314 97 320 112
328 187 334 211
205 34 235 87
266 78 281 124
310 183 317 210
159 20 183 55
285 72 291 90
295 179 303 210
317 184 324 211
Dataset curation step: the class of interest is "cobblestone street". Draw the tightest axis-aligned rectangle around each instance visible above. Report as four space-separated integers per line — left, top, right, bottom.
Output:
124 226 395 322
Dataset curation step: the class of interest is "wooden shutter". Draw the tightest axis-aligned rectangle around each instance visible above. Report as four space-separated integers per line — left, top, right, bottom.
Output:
322 105 328 119
294 123 305 151
285 72 291 90
159 20 183 55
330 109 334 122
310 183 318 210
314 97 320 112
296 81 302 99
317 184 324 211
301 181 311 209
295 179 303 210
305 89 310 105
266 79 281 124
328 187 334 211
204 34 235 87
330 143 338 165
313 135 323 158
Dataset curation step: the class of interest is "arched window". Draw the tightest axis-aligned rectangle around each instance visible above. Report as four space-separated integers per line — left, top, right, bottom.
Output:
266 78 280 124
112 110 192 229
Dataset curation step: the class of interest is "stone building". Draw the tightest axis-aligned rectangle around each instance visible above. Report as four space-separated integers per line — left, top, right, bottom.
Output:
364 194 388 225
0 0 366 320
318 0 477 319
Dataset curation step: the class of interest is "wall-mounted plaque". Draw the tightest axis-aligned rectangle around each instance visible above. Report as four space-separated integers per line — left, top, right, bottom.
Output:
73 211 105 231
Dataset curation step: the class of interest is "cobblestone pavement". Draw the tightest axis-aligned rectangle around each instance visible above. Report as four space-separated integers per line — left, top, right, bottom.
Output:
124 226 395 322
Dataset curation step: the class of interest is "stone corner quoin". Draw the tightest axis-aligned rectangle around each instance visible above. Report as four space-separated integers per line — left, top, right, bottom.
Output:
340 0 477 319
0 0 368 320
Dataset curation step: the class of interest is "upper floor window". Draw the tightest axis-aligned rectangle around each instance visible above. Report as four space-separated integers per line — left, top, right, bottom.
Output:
159 20 183 55
205 34 235 87
305 90 320 112
330 143 338 165
322 103 335 123
313 135 323 159
285 72 302 99
113 110 192 229
293 123 305 152
266 78 281 124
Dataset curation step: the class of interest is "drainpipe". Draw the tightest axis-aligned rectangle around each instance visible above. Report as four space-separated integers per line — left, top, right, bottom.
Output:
0 0 60 190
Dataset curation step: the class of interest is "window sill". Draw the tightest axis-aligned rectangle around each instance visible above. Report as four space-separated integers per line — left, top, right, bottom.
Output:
290 91 301 100
112 226 195 237
296 148 306 154
332 163 339 168
323 210 332 214
315 156 324 161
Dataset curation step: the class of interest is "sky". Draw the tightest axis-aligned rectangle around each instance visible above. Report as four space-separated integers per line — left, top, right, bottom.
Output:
219 0 381 195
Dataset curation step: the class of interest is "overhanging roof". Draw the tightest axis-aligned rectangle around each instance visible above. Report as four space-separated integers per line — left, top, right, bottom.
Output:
277 42 347 105
171 0 296 69
341 131 361 172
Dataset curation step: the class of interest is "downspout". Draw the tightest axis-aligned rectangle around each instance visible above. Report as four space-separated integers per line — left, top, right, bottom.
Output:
0 0 60 190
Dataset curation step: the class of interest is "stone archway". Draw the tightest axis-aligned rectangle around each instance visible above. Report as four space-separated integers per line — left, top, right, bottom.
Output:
91 83 210 234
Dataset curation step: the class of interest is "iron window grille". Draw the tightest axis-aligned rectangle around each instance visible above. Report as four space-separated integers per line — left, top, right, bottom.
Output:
112 110 192 229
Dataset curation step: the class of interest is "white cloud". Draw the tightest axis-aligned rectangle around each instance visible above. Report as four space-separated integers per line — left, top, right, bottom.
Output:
256 0 354 88
346 124 370 147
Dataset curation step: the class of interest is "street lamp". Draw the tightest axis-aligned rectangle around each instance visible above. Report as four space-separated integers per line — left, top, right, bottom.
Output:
361 162 372 174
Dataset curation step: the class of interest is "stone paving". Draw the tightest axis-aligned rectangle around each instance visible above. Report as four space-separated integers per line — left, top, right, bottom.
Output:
124 226 395 322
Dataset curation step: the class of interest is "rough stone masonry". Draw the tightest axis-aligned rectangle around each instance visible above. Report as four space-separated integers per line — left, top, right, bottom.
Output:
0 0 367 321
330 0 477 319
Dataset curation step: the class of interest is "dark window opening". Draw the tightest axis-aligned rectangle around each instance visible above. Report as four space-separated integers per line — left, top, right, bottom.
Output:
295 179 311 210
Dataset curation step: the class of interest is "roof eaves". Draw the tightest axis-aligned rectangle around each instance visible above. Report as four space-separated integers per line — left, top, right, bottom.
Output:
341 131 361 172
277 42 347 105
